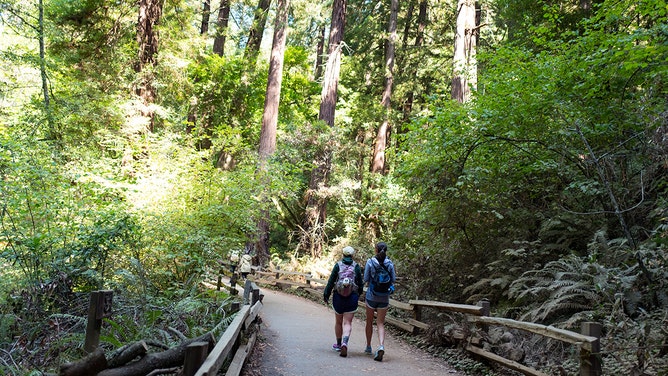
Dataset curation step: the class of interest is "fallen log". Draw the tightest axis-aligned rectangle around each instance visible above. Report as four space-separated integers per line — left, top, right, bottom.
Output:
60 348 107 376
107 340 149 368
96 332 215 376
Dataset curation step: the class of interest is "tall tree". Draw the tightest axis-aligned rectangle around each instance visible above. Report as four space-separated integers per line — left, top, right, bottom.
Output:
370 0 398 174
200 0 211 34
2 0 56 139
256 0 290 266
136 0 164 127
244 0 272 65
313 24 326 80
212 0 231 56
300 0 347 257
401 0 427 128
451 0 478 103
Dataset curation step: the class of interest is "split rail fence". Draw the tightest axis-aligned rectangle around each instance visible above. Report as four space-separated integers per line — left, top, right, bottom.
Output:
68 266 601 376
64 280 263 376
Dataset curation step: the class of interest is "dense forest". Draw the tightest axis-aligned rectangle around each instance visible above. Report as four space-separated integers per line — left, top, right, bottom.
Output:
1 0 667 374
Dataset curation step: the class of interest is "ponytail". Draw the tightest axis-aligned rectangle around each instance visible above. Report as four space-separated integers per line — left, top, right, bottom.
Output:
375 242 387 264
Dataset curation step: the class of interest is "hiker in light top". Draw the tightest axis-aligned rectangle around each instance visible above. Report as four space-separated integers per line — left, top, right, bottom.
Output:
323 246 364 357
239 248 253 280
364 241 396 361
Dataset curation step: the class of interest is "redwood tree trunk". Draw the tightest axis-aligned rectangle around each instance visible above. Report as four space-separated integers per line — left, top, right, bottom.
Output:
370 0 398 174
136 0 162 72
200 0 211 34
244 0 272 65
451 0 477 103
136 0 164 128
301 0 347 257
313 24 326 81
213 0 231 56
401 0 427 130
256 0 290 266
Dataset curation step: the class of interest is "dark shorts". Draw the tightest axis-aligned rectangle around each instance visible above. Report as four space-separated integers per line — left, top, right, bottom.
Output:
366 300 389 310
332 292 359 314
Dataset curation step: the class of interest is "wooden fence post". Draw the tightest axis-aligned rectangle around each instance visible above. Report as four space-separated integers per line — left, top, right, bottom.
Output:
478 299 491 333
183 341 210 376
229 273 238 295
216 264 225 291
580 322 602 376
84 290 113 353
243 279 252 305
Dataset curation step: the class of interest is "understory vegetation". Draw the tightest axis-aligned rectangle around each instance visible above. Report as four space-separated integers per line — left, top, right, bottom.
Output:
1 0 667 374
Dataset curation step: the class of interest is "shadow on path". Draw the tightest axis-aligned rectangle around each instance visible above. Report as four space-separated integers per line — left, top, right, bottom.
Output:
253 288 465 376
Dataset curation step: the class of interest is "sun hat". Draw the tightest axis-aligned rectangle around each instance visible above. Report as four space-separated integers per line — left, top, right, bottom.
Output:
342 246 355 256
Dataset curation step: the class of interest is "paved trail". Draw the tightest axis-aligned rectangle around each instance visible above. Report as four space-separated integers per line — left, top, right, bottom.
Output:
253 288 466 376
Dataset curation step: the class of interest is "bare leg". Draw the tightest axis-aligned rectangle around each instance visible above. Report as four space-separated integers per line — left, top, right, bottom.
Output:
376 308 388 347
365 305 374 347
342 312 354 340
335 313 343 340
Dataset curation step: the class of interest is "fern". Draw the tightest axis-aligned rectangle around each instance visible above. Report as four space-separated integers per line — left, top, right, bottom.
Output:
508 255 637 323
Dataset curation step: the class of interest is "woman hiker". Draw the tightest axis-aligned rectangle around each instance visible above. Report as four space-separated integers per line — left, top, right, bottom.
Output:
363 241 396 361
323 246 364 357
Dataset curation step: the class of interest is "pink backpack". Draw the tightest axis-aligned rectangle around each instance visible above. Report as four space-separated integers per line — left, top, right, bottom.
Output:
335 261 357 297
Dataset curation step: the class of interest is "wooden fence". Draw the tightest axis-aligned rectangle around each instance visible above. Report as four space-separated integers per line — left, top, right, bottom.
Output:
192 279 263 376
251 267 602 376
68 280 263 376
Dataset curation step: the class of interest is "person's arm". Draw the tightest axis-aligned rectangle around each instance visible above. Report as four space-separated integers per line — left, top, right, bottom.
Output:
363 259 371 284
323 263 339 302
355 264 364 295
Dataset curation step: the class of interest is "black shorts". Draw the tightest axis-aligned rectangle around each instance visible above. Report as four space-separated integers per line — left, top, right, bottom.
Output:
332 292 359 314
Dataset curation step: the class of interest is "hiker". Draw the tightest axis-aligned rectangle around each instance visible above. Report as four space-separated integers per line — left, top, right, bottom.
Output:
364 241 396 361
239 248 253 280
229 249 241 276
323 246 364 357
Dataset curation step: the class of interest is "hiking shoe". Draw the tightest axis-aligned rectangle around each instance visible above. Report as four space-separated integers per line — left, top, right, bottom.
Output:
340 342 348 357
364 346 372 355
374 346 384 361
332 343 341 351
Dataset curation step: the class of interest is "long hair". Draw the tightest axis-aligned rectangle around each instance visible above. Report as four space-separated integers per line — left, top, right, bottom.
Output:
375 242 387 264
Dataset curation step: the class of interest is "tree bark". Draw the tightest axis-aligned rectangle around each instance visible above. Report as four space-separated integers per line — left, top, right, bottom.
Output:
313 24 326 81
370 0 398 174
136 0 164 129
301 0 347 257
256 0 290 267
212 0 231 56
244 0 272 65
60 348 108 376
37 0 57 142
200 0 211 35
107 341 150 368
451 0 477 103
401 0 427 131
136 0 163 73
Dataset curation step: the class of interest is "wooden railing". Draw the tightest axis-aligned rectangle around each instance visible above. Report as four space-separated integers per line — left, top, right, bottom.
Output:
66 281 263 376
191 279 263 376
251 267 602 376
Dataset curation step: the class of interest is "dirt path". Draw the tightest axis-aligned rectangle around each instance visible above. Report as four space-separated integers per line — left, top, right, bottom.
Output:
250 288 466 376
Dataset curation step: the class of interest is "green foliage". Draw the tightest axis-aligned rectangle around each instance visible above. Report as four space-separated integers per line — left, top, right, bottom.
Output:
1 0 667 373
187 54 266 155
507 255 623 322
100 290 234 349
